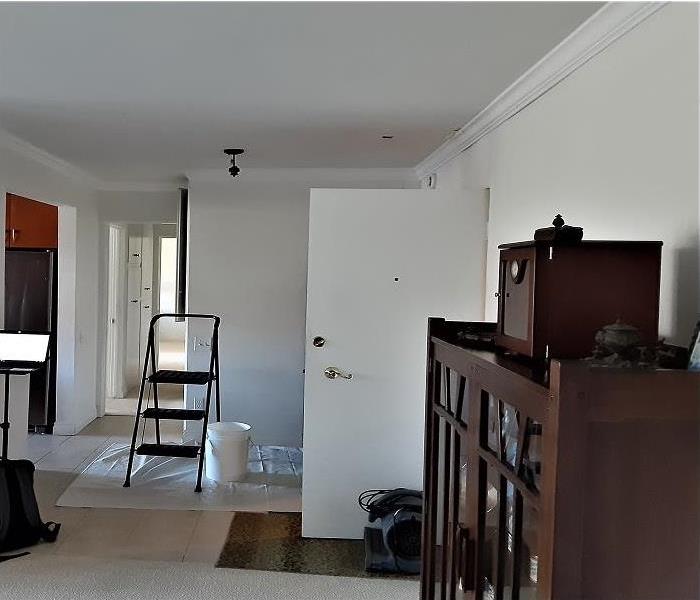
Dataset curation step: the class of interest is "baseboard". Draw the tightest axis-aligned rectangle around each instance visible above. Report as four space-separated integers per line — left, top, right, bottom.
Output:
52 423 77 436
53 413 97 436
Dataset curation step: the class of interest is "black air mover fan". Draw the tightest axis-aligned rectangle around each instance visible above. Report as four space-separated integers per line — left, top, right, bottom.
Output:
360 488 423 574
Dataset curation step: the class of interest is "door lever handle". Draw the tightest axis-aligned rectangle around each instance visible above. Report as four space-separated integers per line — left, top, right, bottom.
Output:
324 366 353 380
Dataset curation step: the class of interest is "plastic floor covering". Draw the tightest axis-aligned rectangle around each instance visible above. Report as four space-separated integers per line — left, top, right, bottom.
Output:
56 442 302 512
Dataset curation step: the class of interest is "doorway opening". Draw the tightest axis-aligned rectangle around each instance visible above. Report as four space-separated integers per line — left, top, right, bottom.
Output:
105 223 185 416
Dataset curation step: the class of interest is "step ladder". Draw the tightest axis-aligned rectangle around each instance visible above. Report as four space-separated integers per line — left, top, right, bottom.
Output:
123 313 221 493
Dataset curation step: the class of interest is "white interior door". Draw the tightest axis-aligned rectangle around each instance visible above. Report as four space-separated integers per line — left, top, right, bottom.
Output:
302 188 488 539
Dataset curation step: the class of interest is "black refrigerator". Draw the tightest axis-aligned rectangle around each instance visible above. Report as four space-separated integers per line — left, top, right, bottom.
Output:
5 249 57 432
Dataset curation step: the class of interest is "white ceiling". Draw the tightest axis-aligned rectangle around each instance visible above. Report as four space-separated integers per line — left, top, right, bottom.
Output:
0 2 601 183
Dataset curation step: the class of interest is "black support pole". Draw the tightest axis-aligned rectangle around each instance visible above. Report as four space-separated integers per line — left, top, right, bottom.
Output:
175 188 188 322
1 375 9 461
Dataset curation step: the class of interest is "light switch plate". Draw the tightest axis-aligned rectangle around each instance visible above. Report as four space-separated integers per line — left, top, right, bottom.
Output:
193 336 211 352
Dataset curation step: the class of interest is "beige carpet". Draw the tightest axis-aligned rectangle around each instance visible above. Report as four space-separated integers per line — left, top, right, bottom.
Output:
0 554 419 600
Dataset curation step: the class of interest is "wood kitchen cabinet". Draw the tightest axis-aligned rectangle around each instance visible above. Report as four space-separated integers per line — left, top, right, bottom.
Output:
6 193 58 248
422 318 700 600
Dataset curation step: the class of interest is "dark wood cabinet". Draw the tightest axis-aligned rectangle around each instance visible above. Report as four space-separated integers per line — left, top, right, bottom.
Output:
495 241 662 359
6 193 59 249
422 318 699 600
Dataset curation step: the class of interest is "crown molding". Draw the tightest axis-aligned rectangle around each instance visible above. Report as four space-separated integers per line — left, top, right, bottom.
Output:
186 167 417 186
0 127 102 189
415 1 667 179
96 178 187 192
0 128 189 192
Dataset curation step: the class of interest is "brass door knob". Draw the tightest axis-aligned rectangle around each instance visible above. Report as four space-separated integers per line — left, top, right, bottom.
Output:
324 366 353 380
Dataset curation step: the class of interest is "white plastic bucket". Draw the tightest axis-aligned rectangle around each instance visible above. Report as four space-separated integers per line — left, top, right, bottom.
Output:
204 422 251 482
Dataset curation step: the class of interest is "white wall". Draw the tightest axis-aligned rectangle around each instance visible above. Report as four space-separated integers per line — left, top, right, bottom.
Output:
95 190 179 225
185 168 418 446
0 139 100 434
432 4 699 344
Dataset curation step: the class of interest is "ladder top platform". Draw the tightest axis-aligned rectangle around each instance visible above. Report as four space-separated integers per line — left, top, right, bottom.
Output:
147 370 213 385
141 408 206 421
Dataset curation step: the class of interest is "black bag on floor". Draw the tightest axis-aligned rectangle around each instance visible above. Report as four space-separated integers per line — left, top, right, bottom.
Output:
0 457 60 562
0 371 60 563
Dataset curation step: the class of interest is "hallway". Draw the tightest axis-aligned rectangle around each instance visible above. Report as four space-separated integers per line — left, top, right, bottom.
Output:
106 340 185 416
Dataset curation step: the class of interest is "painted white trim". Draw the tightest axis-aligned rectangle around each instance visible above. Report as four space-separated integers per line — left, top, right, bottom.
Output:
105 225 127 400
0 132 415 191
0 127 101 189
0 127 186 192
53 413 95 436
186 167 417 186
56 205 78 435
96 179 186 192
415 2 667 179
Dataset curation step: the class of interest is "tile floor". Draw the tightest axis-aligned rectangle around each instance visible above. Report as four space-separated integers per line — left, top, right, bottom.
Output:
26 416 234 564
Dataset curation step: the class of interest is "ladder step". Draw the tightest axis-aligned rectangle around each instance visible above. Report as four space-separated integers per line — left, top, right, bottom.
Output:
147 370 213 385
135 443 200 458
142 408 206 421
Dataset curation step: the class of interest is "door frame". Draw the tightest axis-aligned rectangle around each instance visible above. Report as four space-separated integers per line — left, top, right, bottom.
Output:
104 224 127 400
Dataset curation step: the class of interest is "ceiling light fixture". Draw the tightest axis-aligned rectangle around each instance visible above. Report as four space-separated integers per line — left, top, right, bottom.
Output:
224 148 245 177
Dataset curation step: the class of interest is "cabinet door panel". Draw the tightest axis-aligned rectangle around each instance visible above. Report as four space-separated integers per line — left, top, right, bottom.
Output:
475 390 542 600
6 194 58 248
424 358 473 600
